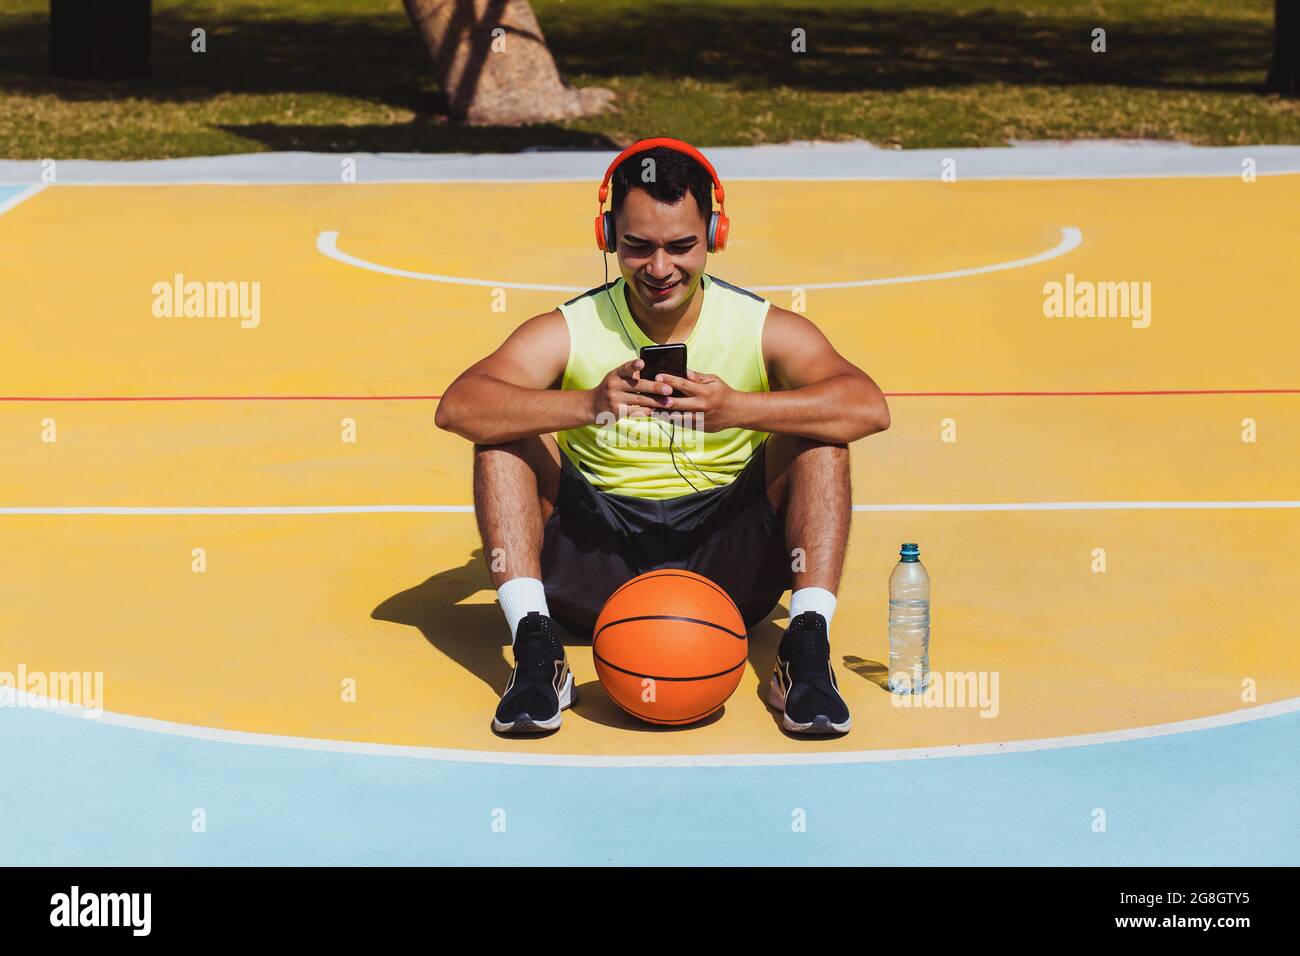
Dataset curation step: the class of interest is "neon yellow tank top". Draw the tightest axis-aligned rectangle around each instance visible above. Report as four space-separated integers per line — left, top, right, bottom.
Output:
555 274 771 500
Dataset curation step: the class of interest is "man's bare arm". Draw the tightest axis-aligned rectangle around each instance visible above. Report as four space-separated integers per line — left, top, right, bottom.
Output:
737 306 890 443
435 310 673 445
434 310 588 445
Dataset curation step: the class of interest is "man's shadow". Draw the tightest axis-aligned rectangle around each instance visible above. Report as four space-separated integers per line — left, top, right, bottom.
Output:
371 551 711 733
372 548 523 694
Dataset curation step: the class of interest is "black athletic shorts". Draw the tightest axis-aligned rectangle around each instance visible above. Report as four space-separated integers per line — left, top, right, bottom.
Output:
541 441 792 640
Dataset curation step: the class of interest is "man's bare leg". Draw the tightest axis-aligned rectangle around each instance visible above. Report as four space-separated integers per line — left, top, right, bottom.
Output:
762 433 853 734
472 433 561 588
472 434 573 733
763 434 851 597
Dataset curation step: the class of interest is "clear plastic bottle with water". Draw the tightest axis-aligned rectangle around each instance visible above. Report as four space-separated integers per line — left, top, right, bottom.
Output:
888 542 931 695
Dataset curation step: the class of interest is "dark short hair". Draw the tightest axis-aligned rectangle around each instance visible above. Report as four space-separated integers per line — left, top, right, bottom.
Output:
610 145 714 225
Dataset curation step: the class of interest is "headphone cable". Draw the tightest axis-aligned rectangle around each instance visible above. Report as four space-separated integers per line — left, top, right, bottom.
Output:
600 255 723 493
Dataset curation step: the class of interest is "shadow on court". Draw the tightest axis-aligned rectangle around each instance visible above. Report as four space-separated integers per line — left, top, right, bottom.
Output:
372 547 514 696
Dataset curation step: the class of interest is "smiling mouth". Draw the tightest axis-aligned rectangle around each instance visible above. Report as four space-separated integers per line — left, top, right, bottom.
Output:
640 277 680 293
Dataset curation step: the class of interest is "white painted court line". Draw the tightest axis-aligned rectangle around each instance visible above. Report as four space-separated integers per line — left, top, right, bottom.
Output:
762 227 1082 291
2 500 1299 516
316 230 579 292
8 687 1297 768
0 183 48 218
317 226 1082 292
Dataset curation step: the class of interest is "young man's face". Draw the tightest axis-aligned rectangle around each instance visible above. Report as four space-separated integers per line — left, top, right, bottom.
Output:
613 187 709 315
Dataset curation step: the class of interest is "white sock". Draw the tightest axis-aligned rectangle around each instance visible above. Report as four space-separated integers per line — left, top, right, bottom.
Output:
789 587 838 630
497 577 550 643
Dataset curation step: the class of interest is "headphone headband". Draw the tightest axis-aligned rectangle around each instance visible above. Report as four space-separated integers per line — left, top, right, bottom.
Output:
596 137 726 206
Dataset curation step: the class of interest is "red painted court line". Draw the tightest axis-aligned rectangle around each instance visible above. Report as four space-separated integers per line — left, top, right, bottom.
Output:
0 388 1297 402
0 395 444 402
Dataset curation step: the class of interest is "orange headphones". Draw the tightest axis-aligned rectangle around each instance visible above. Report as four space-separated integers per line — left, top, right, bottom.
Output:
594 137 730 255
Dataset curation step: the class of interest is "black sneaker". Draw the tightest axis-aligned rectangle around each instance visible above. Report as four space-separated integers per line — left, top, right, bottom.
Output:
767 611 851 734
492 612 576 734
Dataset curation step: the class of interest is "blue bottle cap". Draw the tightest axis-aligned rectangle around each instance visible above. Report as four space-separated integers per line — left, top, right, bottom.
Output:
900 542 920 562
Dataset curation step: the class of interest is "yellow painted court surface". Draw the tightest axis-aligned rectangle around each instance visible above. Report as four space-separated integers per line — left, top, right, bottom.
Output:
1 174 1297 756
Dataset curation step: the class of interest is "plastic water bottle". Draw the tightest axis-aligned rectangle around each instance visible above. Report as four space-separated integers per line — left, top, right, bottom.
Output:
888 542 931 695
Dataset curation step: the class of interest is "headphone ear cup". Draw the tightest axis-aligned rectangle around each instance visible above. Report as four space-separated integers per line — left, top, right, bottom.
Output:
601 211 617 253
709 212 729 253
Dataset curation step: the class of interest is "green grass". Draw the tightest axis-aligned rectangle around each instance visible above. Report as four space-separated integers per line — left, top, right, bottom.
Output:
1 0 1297 158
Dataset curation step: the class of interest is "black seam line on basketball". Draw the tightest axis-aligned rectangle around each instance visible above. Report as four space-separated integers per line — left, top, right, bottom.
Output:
605 571 739 612
606 572 741 617
592 650 747 682
612 698 724 725
594 613 746 642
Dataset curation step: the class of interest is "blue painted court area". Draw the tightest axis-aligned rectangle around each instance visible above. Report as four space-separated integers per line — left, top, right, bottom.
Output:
0 184 31 205
2 705 1295 866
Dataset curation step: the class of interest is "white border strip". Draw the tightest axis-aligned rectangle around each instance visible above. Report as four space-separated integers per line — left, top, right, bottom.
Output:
3 500 1299 516
317 227 1082 292
4 143 1300 184
0 183 48 217
10 688 1298 768
24 171 1300 185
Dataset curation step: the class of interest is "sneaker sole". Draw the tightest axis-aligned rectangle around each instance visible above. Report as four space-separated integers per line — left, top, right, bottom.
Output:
766 676 851 735
492 670 578 734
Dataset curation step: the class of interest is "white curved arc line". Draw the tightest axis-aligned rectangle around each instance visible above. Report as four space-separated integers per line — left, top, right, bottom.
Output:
0 183 48 218
316 227 1083 293
8 689 1298 769
316 231 579 292
753 226 1083 291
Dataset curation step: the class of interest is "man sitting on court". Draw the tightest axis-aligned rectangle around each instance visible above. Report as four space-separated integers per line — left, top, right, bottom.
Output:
435 138 890 735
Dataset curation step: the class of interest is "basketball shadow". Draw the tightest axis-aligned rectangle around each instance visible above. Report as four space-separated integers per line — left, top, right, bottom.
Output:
371 547 513 695
572 681 726 732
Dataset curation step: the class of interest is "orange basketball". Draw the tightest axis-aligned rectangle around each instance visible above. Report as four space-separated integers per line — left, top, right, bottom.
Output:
593 569 748 726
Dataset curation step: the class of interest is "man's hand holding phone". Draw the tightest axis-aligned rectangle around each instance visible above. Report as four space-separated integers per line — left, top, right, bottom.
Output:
649 370 745 432
590 358 675 423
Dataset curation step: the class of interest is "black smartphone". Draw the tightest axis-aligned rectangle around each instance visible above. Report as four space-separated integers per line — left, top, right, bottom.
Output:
639 343 688 398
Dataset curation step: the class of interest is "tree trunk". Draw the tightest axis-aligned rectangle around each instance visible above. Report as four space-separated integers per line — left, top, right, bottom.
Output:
1267 0 1298 95
402 0 615 125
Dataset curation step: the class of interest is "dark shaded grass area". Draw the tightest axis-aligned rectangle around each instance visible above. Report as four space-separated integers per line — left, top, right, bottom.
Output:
0 0 1292 155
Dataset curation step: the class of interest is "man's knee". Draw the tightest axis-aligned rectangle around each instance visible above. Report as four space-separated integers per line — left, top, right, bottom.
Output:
765 435 849 513
766 434 849 480
797 436 848 457
473 434 561 505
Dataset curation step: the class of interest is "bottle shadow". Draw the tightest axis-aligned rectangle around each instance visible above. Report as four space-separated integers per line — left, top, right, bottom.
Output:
843 655 891 692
